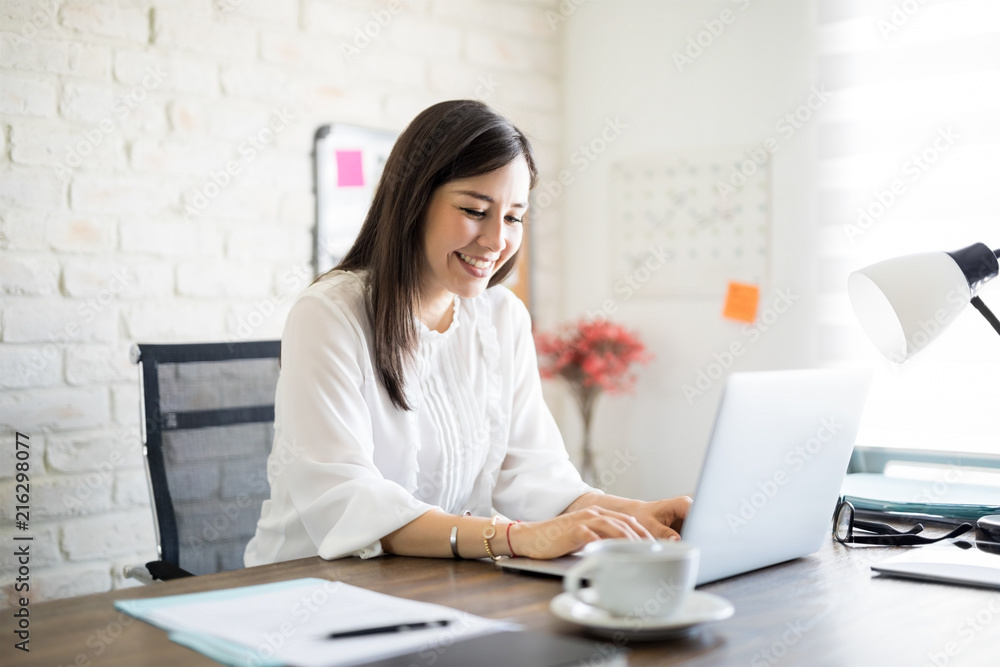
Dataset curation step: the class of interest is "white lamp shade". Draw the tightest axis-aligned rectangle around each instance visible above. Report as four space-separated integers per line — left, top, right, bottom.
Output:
848 252 971 363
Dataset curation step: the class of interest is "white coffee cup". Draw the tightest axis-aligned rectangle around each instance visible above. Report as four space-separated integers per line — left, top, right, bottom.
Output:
563 539 699 618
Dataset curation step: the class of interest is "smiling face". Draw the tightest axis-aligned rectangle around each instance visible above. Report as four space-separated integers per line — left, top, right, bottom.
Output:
419 156 531 314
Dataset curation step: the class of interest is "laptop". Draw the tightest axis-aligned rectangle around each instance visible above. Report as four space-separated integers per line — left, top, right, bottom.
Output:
498 368 872 585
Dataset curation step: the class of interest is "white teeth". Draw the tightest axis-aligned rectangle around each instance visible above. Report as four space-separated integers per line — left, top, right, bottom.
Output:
458 252 493 270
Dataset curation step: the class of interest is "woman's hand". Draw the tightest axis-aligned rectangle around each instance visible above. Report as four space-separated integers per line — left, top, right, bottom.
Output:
534 492 693 554
625 496 692 540
507 506 653 560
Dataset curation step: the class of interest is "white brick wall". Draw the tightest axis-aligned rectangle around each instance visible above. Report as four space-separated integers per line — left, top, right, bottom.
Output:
0 345 63 389
1 254 60 295
45 212 118 253
0 73 59 116
2 299 118 343
0 0 564 605
59 1 151 43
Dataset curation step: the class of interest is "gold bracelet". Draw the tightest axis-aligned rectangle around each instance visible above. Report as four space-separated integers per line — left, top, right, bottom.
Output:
483 516 501 561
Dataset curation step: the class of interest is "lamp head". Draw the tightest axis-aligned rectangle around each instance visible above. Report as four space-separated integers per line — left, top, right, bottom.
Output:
847 243 999 363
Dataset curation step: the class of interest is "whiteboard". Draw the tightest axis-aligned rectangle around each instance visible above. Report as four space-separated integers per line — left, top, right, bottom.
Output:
609 149 771 297
313 123 398 275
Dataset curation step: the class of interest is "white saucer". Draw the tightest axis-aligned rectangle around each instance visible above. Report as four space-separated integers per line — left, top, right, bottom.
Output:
550 589 734 641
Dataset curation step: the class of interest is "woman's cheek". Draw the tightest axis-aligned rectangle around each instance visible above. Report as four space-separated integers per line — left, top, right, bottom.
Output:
506 226 523 252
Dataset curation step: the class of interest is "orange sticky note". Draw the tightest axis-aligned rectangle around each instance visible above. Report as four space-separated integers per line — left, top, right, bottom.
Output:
722 281 760 323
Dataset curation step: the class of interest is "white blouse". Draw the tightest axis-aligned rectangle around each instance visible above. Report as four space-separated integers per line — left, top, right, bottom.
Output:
244 271 596 566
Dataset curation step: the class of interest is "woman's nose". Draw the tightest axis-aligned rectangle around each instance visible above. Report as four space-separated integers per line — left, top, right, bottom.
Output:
478 215 505 253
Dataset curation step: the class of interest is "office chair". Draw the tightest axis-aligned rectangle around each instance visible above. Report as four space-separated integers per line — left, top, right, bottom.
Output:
130 340 281 581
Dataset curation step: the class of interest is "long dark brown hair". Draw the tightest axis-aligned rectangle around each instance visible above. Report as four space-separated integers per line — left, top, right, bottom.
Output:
329 100 538 410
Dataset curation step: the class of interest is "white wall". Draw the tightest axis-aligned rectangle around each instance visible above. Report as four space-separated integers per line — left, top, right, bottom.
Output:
556 0 821 499
0 0 564 603
0 0 823 603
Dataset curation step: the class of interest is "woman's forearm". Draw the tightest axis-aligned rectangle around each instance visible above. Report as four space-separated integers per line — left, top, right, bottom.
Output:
380 509 515 559
384 502 659 559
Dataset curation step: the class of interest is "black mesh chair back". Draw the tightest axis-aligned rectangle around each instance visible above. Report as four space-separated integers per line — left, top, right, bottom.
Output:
132 340 280 578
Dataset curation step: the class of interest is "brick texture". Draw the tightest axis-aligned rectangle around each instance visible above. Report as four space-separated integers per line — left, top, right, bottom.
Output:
0 0 563 604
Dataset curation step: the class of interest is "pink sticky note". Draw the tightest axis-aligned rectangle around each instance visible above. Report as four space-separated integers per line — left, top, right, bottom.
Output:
335 150 365 187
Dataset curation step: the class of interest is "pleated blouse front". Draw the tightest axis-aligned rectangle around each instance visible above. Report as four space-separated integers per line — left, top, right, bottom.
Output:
244 271 595 567
412 297 495 515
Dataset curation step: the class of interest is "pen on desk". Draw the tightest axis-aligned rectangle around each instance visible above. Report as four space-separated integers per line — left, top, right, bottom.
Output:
327 619 452 640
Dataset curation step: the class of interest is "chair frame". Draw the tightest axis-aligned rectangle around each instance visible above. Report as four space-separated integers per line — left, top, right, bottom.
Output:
131 340 280 574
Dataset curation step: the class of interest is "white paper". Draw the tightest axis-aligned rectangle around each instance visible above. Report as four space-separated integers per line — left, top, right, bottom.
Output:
139 579 516 667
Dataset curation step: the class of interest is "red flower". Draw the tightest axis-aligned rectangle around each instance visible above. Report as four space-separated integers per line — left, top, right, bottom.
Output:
534 317 653 397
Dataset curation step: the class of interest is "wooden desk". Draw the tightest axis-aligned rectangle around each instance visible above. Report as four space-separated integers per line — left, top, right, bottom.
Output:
6 540 1000 666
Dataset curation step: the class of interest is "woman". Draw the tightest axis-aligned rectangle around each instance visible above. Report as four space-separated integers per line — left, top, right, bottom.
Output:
244 100 690 566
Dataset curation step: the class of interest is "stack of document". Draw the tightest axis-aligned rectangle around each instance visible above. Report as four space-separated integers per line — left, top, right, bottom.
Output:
116 578 516 667
841 473 1000 521
116 578 627 667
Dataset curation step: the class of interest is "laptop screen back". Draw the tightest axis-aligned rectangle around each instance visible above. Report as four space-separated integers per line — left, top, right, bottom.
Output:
682 368 871 584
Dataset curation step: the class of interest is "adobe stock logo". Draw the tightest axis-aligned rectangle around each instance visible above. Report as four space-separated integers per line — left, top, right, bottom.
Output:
533 116 628 212
183 107 295 218
715 86 830 202
682 288 799 404
726 417 843 534
339 0 409 62
877 0 929 40
544 0 588 32
53 66 168 182
842 127 959 244
672 0 753 73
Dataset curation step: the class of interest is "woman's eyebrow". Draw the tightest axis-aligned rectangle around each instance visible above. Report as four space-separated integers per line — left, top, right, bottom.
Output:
455 190 528 209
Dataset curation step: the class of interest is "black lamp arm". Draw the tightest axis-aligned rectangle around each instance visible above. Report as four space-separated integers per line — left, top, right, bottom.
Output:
971 296 1000 338
973 247 1000 337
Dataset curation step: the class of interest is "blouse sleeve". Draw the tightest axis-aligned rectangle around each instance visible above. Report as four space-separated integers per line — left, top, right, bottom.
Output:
490 295 600 520
277 290 435 559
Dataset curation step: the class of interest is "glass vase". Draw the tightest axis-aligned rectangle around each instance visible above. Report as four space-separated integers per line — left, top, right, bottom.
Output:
575 386 600 488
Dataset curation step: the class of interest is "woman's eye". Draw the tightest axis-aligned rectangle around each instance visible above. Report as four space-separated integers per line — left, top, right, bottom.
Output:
459 207 522 224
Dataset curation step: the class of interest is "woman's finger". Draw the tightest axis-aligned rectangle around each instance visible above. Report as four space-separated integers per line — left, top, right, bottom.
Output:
630 514 655 539
591 506 653 532
583 513 647 541
646 521 680 540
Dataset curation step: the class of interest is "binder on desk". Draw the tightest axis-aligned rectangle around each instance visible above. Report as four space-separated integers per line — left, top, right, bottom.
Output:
841 473 1000 521
842 473 1000 590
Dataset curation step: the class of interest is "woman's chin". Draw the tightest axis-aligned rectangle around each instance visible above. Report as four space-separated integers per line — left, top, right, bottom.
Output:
449 275 492 299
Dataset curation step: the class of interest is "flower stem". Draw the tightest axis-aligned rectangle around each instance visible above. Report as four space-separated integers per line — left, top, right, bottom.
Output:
575 386 600 487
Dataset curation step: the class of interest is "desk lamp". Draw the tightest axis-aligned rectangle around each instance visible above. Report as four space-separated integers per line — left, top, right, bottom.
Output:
847 242 1000 363
847 243 1000 553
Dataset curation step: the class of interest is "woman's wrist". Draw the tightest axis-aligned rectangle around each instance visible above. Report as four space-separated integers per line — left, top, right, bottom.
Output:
506 520 532 559
451 515 518 559
485 518 525 559
505 521 520 558
505 520 520 557
482 516 502 561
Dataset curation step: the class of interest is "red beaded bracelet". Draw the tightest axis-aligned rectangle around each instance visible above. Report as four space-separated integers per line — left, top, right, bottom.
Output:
506 520 521 558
